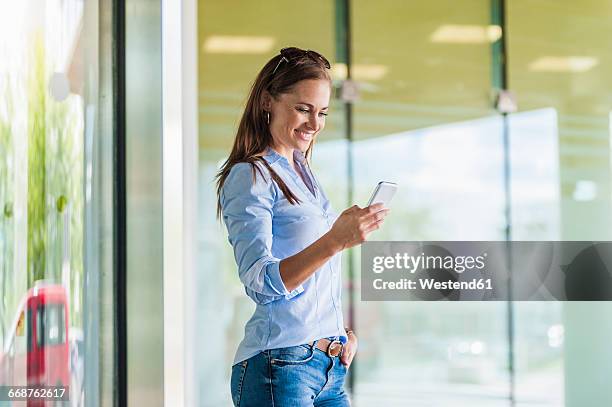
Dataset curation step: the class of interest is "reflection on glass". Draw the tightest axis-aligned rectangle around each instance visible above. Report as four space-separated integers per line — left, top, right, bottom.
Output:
509 108 560 241
507 0 612 404
351 3 507 403
352 118 508 405
354 117 505 241
0 1 87 405
513 303 563 406
37 300 66 347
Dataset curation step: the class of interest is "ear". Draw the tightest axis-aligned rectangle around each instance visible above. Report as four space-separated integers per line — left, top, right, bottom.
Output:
261 91 273 111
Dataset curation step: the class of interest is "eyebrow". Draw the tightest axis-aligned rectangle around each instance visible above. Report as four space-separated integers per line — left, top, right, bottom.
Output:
296 102 329 110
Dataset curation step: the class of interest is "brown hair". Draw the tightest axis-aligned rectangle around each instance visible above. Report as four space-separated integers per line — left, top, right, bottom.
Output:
215 47 331 218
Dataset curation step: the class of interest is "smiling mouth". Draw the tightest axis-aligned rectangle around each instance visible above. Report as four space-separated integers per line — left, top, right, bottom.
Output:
295 130 314 141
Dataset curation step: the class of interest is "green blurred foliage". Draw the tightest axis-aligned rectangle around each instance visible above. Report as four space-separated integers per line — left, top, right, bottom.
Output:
27 40 47 285
0 73 14 342
1 34 84 336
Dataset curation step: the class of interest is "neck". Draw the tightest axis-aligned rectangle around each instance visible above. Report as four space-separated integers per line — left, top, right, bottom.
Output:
269 144 295 167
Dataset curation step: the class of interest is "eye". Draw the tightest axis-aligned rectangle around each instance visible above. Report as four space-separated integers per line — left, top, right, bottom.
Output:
296 106 328 117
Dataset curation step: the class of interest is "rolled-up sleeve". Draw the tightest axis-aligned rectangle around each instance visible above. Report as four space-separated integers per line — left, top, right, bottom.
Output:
221 163 304 304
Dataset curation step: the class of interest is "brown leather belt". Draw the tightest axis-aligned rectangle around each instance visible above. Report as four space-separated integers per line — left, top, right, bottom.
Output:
310 338 343 358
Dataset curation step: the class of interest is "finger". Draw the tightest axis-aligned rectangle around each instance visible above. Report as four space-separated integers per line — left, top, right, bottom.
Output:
361 206 389 220
363 219 384 234
366 203 386 212
362 209 390 224
362 204 380 216
344 354 355 368
372 208 390 219
341 351 352 365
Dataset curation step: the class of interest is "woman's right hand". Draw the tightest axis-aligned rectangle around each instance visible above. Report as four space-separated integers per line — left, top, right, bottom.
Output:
325 203 389 252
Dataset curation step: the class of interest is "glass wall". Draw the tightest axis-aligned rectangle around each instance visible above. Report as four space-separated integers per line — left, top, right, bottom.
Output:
196 0 612 406
507 1 612 405
351 1 510 405
0 0 115 405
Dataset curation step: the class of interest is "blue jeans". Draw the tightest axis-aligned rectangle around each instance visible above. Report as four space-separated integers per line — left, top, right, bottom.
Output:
230 341 350 406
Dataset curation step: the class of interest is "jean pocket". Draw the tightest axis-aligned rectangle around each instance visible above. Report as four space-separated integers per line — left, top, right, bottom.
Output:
270 344 315 365
230 360 248 406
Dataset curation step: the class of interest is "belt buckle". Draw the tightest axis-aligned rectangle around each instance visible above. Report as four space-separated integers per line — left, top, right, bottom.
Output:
326 339 343 358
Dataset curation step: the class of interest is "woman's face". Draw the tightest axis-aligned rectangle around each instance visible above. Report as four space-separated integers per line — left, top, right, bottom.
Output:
265 79 331 156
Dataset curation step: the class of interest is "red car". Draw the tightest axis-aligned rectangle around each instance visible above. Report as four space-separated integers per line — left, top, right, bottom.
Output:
0 283 70 395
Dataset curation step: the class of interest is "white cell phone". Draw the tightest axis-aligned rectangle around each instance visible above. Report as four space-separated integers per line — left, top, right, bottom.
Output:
367 181 397 207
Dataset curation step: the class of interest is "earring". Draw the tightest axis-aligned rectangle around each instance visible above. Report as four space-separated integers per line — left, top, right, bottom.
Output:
266 111 270 124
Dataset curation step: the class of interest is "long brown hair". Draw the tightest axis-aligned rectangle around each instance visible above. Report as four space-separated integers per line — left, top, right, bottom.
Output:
216 48 331 218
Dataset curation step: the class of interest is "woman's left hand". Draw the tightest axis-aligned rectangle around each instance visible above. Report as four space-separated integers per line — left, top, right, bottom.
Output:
340 331 358 368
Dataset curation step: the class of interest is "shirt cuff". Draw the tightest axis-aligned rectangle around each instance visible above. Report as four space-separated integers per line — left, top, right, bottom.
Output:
265 261 304 300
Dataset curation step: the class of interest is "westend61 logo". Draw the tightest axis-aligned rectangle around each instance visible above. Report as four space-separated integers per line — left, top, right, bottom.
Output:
361 241 612 301
364 243 494 301
372 252 487 274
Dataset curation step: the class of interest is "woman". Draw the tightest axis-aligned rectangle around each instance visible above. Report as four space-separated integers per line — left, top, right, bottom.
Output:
217 47 389 406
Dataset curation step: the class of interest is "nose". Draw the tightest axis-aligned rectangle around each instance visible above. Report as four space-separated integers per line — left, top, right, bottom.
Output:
306 113 321 132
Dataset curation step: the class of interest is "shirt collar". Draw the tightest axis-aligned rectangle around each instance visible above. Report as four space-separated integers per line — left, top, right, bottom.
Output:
293 149 308 166
263 147 308 166
263 147 283 165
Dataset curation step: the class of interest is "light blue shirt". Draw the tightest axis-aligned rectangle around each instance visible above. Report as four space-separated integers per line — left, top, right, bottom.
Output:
221 148 347 365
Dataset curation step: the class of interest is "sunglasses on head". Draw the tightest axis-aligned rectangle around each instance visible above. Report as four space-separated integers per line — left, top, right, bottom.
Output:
271 47 331 76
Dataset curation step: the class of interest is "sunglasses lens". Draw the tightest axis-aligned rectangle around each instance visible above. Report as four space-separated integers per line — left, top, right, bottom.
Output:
274 48 330 76
280 47 301 58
